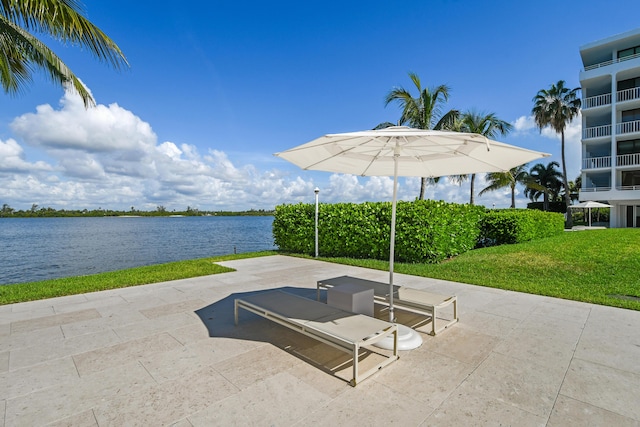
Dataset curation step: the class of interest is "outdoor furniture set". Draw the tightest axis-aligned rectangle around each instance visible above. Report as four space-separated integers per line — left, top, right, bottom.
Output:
234 275 458 386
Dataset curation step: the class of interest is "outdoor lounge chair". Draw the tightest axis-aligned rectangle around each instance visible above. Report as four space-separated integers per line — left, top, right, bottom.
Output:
317 276 458 336
234 290 399 386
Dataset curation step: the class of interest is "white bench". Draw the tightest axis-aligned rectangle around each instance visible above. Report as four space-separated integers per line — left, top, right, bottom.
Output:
234 290 399 386
317 276 458 336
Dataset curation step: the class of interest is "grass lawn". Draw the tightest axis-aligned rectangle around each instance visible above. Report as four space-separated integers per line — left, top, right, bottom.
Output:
0 251 277 305
317 228 640 311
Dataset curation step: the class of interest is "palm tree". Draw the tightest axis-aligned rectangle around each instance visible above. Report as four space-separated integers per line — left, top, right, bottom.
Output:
451 110 513 204
566 178 580 203
1 0 128 107
385 72 459 199
525 161 563 211
532 80 581 226
479 164 531 208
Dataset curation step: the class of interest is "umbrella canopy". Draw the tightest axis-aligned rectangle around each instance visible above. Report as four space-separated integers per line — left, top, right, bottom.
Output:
276 126 548 178
570 201 611 227
275 126 550 322
570 201 612 209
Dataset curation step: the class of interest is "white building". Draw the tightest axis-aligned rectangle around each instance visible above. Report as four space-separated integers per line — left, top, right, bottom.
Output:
580 28 640 227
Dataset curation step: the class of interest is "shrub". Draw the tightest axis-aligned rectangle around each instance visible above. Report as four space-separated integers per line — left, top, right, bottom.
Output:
526 201 566 213
394 200 485 262
272 203 315 254
273 200 485 263
479 209 564 246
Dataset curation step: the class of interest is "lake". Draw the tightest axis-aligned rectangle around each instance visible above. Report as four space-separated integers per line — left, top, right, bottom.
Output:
0 216 276 285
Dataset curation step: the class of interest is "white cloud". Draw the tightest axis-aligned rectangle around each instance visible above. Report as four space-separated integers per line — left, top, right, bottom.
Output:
11 90 156 153
513 115 536 133
1 90 320 211
0 139 52 173
0 90 582 212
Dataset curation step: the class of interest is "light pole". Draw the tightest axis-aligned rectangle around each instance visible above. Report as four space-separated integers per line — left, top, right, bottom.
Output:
314 187 320 257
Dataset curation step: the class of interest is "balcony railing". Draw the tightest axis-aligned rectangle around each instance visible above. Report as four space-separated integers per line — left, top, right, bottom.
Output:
583 124 612 139
582 185 640 192
617 153 640 167
583 93 612 109
581 186 611 192
582 154 640 168
617 87 640 103
582 156 611 169
617 120 640 135
584 52 640 71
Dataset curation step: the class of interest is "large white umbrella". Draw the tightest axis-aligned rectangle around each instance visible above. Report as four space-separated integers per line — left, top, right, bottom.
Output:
570 201 611 227
275 126 550 322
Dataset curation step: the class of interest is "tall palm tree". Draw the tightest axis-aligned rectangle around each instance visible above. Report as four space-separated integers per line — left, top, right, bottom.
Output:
525 161 563 211
479 164 531 208
0 0 128 107
451 110 513 204
385 72 459 199
532 80 581 226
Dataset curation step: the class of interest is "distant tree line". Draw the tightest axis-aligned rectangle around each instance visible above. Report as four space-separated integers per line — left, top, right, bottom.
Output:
0 204 273 218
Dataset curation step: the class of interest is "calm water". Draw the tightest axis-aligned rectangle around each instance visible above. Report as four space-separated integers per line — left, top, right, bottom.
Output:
0 216 276 285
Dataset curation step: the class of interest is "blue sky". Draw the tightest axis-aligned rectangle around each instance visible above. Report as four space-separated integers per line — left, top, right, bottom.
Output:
1 0 640 211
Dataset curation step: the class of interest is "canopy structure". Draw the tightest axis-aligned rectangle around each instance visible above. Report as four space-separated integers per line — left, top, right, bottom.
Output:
570 201 612 227
275 126 550 329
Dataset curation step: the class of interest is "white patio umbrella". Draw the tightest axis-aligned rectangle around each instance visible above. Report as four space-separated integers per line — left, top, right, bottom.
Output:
275 126 550 323
570 201 611 227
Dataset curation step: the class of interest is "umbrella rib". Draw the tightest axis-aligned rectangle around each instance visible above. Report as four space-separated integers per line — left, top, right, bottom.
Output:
297 135 393 174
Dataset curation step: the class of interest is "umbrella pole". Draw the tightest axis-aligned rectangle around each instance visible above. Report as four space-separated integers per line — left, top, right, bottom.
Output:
389 153 399 323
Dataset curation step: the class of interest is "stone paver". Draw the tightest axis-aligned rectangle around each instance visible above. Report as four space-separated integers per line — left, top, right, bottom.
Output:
0 255 639 426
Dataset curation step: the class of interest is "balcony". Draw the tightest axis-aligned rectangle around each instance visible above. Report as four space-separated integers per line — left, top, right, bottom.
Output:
581 185 640 201
617 87 640 103
583 124 612 139
584 52 640 71
583 93 611 109
582 156 611 169
616 120 640 135
581 186 611 192
617 153 640 167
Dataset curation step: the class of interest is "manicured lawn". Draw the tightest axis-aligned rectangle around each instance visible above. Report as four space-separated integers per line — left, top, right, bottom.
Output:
317 228 640 311
0 251 277 305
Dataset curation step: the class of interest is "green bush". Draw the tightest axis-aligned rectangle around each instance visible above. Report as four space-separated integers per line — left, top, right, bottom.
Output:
479 209 564 246
272 203 316 254
273 200 485 263
394 200 485 262
526 201 567 213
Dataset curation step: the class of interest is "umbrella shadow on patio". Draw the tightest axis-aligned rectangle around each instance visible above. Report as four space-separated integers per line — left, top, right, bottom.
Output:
194 286 404 385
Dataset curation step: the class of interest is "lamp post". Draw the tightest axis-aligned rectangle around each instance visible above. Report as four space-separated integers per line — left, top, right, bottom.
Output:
314 187 320 257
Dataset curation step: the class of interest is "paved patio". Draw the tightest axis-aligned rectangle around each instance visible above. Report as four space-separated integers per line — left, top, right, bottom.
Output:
1 255 640 426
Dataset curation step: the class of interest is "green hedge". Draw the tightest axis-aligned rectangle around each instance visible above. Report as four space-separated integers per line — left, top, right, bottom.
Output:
526 201 567 213
273 200 485 263
479 209 565 246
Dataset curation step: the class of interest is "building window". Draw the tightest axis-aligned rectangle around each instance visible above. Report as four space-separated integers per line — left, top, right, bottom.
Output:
618 77 640 91
625 205 640 228
622 108 640 123
618 139 640 155
621 170 640 187
618 45 640 59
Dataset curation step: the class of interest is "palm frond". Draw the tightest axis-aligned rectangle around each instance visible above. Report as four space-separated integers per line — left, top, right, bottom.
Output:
1 0 128 69
0 0 127 106
0 14 92 105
